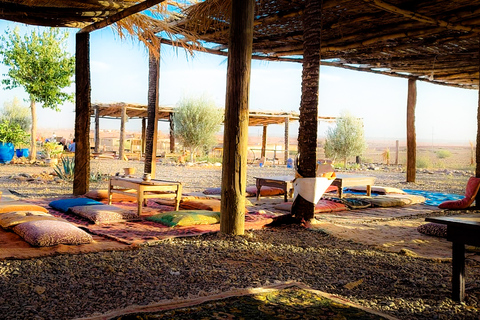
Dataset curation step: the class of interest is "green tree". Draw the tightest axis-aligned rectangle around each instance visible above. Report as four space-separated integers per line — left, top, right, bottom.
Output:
0 28 75 160
1 97 31 132
324 111 367 167
173 96 223 162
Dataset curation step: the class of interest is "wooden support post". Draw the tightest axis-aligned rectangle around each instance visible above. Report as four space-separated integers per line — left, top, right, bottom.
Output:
73 32 91 195
261 125 267 158
476 38 480 205
284 117 290 163
395 140 399 165
220 0 254 235
292 0 322 222
119 106 126 161
452 242 466 302
144 46 160 178
406 78 417 182
94 105 100 153
169 112 175 153
141 117 146 156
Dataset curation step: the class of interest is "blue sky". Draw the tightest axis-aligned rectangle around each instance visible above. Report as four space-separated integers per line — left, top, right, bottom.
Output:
0 20 478 145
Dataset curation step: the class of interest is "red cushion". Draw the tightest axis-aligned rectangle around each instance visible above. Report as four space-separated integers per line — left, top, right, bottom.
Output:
438 177 480 209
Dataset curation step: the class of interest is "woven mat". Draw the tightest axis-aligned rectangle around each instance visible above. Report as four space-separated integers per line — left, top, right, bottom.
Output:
26 198 273 246
75 282 398 320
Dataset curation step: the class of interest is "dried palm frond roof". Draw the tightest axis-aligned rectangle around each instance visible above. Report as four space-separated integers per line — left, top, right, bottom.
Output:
0 0 202 56
158 0 480 89
90 102 337 126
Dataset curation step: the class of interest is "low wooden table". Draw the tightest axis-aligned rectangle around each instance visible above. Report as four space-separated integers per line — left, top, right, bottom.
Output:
330 174 375 198
426 214 480 302
255 174 375 201
108 176 182 215
255 176 295 202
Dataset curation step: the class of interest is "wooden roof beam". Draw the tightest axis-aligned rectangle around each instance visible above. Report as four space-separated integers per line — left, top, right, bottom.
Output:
362 0 480 33
79 0 167 33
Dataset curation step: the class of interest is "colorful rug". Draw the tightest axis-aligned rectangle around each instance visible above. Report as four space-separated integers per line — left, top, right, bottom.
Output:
402 189 463 207
75 282 398 320
24 198 273 245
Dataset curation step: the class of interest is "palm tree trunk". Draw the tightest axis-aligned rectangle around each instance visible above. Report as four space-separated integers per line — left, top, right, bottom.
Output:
291 0 322 223
29 97 36 161
144 45 160 177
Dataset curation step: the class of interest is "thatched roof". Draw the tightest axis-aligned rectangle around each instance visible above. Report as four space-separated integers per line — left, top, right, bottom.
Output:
159 0 480 89
0 0 199 55
90 102 337 126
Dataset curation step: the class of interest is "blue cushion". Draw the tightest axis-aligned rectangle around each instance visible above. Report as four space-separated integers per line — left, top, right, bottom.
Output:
49 198 104 212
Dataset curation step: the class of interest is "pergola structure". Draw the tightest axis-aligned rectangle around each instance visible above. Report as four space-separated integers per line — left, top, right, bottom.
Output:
1 1 480 239
90 102 337 161
150 0 480 234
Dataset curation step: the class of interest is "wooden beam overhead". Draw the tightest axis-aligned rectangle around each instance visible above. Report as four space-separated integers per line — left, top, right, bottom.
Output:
362 0 480 33
79 0 167 33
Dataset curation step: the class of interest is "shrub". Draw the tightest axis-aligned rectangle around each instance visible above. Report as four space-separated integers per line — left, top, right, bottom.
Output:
416 157 432 168
436 150 452 159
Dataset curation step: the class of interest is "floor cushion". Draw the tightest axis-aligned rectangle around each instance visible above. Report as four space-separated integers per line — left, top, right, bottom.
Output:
69 205 138 224
0 211 66 229
367 194 425 207
85 189 137 202
13 220 93 247
0 202 48 214
417 223 447 238
438 176 480 209
245 186 285 197
345 186 406 195
203 187 222 195
274 200 348 213
146 210 221 227
180 199 222 211
49 198 104 213
204 186 284 197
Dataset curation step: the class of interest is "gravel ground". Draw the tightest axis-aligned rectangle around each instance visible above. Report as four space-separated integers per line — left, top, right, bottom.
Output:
0 161 478 319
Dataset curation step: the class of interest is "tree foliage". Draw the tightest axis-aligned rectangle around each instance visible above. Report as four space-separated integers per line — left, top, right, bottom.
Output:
173 96 223 161
324 111 367 167
0 28 75 110
0 27 75 160
1 97 31 132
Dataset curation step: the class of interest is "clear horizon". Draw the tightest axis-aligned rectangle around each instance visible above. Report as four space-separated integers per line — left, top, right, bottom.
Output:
0 20 478 146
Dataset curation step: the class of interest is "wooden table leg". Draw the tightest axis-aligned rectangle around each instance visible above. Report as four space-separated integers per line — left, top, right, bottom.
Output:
337 183 344 198
175 184 182 211
256 180 261 201
137 188 143 216
366 184 372 197
107 179 113 205
452 242 466 302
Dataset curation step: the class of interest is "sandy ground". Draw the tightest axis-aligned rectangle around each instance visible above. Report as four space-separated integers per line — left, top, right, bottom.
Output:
0 160 479 319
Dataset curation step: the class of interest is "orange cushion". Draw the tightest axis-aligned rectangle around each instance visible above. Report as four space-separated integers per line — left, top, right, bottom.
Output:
85 189 136 202
0 202 48 214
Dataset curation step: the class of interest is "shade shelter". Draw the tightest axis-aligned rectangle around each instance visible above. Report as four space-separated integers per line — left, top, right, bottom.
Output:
150 0 480 229
2 0 480 231
91 102 337 163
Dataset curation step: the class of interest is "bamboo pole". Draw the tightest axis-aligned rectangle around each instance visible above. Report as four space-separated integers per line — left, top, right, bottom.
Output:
73 32 91 195
220 0 255 235
406 78 417 182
